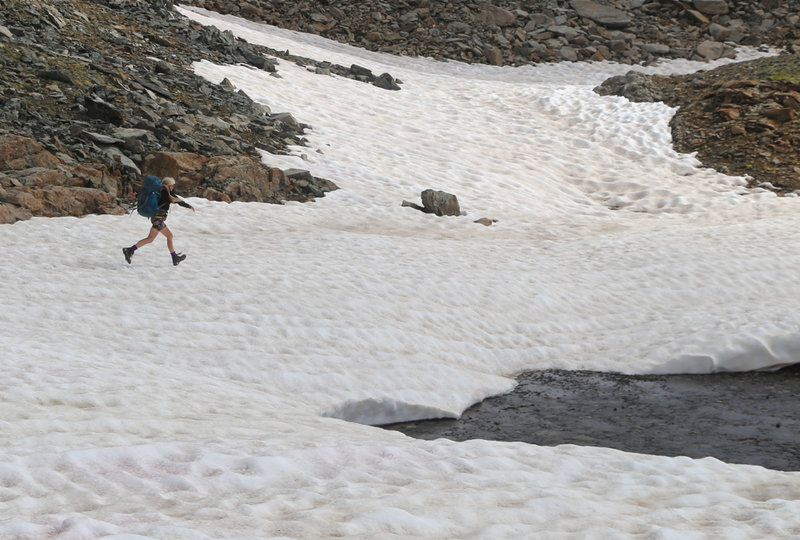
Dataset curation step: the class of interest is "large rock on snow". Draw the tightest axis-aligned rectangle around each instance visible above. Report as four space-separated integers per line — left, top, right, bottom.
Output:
593 71 663 103
421 189 461 216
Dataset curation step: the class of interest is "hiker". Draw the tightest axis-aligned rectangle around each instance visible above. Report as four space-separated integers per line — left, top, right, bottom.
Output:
123 176 195 266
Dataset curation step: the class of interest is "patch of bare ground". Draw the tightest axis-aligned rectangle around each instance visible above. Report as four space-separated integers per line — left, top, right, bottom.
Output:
652 53 800 193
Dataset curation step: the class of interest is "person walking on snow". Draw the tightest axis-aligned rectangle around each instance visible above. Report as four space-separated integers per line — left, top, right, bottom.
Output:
123 176 194 266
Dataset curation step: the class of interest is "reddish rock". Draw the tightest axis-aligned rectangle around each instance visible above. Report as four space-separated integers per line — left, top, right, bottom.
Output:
717 107 741 120
0 135 124 222
11 167 72 188
763 106 795 124
200 187 232 203
0 135 62 170
730 124 746 135
0 203 32 224
141 151 209 191
5 185 124 218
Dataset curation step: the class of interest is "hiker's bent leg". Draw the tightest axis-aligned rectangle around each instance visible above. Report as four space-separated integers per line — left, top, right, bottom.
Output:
135 226 159 248
160 225 175 253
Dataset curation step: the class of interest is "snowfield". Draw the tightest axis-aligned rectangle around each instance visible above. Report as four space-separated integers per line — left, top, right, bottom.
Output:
1 6 798 539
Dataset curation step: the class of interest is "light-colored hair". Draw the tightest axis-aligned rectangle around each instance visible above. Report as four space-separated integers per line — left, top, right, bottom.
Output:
162 177 176 186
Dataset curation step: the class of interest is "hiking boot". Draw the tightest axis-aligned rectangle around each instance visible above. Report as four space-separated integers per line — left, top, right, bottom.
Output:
172 252 186 266
122 247 134 264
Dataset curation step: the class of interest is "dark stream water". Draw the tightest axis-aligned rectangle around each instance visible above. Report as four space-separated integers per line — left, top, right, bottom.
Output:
383 364 800 471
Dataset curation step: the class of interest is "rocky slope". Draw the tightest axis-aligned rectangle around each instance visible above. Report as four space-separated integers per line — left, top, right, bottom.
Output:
2 0 800 223
0 0 342 223
189 0 800 66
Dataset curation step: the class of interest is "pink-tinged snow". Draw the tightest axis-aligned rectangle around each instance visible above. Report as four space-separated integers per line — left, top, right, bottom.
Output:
0 6 798 539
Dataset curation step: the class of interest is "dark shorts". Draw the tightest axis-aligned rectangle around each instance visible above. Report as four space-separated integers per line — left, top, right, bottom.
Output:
150 216 166 231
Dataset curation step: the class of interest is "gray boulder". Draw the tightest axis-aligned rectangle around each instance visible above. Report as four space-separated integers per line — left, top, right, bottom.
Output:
593 71 662 103
373 73 401 91
572 0 631 29
476 4 517 27
696 40 729 60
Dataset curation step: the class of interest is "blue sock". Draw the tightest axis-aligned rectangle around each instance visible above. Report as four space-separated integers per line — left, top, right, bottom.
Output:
130 245 137 251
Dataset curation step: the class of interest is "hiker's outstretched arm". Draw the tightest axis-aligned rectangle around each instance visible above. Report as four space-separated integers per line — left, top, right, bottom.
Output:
170 195 195 211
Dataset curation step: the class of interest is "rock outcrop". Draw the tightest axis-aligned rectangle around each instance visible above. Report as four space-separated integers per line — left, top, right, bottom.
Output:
141 151 337 204
0 0 338 223
0 135 123 221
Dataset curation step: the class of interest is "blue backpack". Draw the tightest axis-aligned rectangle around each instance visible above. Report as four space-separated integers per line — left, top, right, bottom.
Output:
136 176 162 218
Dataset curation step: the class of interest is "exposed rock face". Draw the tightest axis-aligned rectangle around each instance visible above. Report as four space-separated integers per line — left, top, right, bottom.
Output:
0 136 62 170
0 135 124 221
141 152 337 204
